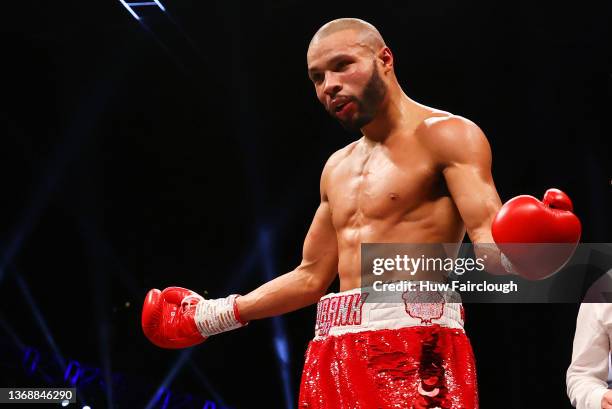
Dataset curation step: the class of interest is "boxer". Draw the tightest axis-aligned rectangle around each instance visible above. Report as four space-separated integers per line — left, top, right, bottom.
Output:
142 18 581 408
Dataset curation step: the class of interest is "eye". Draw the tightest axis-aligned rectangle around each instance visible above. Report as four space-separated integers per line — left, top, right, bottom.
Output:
336 60 351 71
311 73 323 84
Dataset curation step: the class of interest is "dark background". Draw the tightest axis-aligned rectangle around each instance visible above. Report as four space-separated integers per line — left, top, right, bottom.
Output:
0 0 611 408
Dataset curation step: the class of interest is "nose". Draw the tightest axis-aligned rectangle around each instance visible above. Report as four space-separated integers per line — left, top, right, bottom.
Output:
322 72 342 98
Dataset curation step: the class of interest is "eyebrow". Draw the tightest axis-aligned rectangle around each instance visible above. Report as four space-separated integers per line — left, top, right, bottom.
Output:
307 53 354 77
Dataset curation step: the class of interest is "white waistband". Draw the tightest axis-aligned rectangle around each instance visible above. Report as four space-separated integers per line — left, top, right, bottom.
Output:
314 287 464 340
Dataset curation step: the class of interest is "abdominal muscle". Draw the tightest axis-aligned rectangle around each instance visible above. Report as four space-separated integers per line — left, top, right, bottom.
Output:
335 199 466 291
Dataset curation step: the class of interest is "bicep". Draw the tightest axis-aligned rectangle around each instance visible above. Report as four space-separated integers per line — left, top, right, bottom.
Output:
436 118 502 242
297 146 346 287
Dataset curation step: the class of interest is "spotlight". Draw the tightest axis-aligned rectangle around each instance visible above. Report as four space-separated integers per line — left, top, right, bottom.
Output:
61 400 69 407
118 0 166 20
83 406 91 409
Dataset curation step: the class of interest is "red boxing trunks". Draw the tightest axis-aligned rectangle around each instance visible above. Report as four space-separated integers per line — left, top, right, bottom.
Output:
298 287 478 409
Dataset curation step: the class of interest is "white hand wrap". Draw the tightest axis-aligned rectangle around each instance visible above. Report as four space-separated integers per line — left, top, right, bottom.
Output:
500 253 518 276
193 294 246 337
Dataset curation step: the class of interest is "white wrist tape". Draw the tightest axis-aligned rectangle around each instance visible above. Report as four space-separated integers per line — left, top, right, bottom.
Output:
500 253 518 275
194 294 245 337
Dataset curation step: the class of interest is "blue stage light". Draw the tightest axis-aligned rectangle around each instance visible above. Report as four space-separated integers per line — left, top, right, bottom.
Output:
23 347 40 374
152 0 165 11
144 349 191 409
118 0 140 20
15 273 66 371
258 228 294 409
64 360 82 385
118 0 166 20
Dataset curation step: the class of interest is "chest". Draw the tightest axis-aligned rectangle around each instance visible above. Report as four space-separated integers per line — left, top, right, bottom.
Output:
326 146 441 224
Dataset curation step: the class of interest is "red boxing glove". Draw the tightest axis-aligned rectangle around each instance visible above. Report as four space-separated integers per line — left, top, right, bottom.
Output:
141 287 246 349
492 188 581 280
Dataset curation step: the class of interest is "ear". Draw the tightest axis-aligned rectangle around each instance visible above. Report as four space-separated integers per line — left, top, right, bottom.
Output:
377 47 394 73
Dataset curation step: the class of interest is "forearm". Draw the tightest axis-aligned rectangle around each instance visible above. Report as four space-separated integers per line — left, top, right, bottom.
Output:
142 270 330 348
567 373 608 409
473 242 510 276
471 227 509 276
236 267 330 322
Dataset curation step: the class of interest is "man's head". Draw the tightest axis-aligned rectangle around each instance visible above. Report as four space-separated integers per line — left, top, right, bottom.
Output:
307 18 394 131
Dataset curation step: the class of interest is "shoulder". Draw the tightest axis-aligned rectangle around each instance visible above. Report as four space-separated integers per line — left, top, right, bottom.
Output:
416 114 492 167
324 140 357 170
579 302 612 326
322 140 358 177
320 140 358 199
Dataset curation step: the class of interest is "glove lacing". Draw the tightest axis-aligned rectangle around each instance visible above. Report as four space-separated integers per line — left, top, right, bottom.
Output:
181 293 204 311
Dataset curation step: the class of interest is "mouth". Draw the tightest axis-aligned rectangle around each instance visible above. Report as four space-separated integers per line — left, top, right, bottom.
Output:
334 101 348 113
333 100 353 117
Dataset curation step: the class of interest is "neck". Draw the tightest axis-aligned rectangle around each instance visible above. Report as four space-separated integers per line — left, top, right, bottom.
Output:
360 85 422 143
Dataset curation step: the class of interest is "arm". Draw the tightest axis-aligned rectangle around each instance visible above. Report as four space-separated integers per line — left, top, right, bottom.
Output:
567 303 610 409
142 152 341 348
236 198 338 321
236 153 341 321
426 115 581 279
424 115 506 274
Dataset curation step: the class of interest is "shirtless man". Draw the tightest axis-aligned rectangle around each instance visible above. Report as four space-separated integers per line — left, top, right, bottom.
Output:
141 18 580 408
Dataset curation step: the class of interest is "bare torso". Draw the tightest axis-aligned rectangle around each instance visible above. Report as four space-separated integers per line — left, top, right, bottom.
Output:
325 109 466 290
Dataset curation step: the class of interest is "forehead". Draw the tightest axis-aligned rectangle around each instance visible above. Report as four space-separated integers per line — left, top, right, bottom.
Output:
307 30 364 69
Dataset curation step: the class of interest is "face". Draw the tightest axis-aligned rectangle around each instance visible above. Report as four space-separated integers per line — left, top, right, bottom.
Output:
307 30 387 131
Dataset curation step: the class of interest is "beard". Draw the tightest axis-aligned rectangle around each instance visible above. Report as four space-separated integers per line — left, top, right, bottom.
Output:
335 61 387 132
